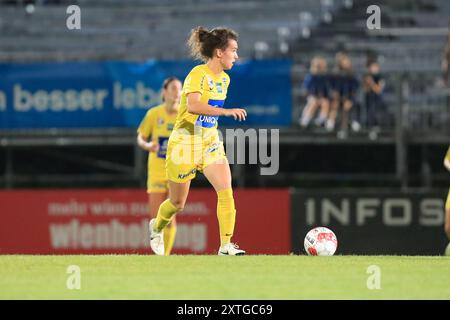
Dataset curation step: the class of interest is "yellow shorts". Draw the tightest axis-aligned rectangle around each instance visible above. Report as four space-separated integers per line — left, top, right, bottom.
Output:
147 176 168 193
165 128 227 183
446 189 450 211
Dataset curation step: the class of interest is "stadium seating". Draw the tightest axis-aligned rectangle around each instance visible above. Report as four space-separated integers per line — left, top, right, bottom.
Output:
0 0 330 61
290 0 450 132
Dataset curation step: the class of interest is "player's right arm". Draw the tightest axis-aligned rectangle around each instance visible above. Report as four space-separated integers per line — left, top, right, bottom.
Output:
186 92 246 121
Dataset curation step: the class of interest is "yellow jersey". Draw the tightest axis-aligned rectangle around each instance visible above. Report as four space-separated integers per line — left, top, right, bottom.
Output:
446 146 450 163
174 64 230 133
137 103 177 179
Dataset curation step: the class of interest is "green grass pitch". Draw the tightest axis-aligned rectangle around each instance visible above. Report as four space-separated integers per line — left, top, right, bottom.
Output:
0 255 449 299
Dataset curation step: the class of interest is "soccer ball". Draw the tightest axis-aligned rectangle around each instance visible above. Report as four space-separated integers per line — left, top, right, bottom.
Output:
304 227 338 256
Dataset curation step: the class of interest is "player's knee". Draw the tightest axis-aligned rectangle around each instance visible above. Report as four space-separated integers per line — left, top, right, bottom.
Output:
170 199 185 211
216 182 232 193
307 96 317 105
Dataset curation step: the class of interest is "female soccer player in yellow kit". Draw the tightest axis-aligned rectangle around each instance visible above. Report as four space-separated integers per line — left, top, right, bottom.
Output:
444 146 450 255
137 77 182 255
149 26 247 256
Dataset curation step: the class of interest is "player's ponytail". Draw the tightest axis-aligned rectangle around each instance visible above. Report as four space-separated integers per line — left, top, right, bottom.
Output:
197 27 210 43
188 26 238 62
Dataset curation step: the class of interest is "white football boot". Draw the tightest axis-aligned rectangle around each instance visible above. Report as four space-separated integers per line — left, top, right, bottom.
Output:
149 219 164 256
218 243 246 256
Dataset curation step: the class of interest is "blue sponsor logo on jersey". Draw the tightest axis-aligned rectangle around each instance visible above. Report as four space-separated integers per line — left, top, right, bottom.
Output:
157 136 169 158
195 99 224 128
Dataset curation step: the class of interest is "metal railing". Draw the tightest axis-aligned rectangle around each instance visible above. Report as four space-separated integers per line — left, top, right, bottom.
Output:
1 70 449 190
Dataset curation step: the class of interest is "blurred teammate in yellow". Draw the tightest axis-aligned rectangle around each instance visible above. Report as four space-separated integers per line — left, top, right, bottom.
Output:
149 26 247 256
444 146 450 255
137 77 182 255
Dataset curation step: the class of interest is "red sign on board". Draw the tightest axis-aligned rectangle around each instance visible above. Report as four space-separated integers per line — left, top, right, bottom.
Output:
0 189 290 255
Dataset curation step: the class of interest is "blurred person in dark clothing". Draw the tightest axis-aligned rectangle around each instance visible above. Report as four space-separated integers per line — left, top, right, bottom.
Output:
299 57 331 129
327 53 360 135
363 60 385 134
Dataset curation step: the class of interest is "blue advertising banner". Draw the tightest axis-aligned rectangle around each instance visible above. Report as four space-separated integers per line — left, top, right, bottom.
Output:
0 60 291 129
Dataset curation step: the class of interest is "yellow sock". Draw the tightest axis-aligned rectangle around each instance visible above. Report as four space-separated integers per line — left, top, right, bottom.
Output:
217 188 236 246
164 220 177 256
154 199 179 232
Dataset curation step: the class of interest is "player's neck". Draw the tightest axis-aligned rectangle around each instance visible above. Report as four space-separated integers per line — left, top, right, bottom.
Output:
164 102 178 114
206 60 223 76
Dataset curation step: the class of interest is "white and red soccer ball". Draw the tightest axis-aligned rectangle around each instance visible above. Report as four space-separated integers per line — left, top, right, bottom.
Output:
304 227 338 256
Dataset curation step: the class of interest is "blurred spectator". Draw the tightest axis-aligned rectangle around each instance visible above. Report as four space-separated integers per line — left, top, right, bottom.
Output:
299 57 330 129
327 53 360 134
363 60 385 133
